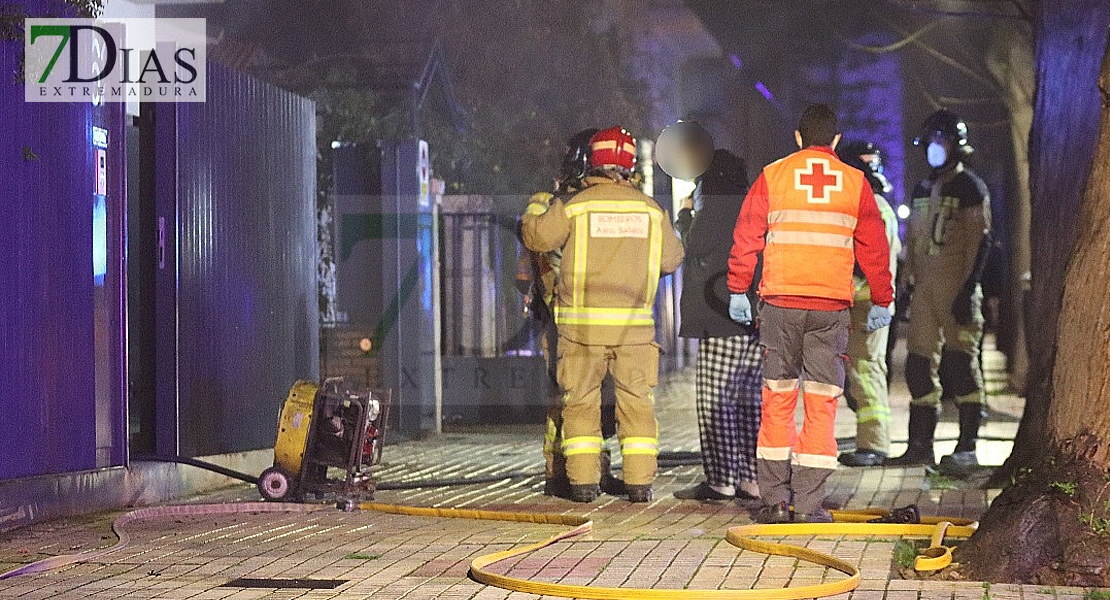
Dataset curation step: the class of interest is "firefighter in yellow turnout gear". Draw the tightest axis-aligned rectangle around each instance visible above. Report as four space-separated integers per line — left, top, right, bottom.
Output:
521 127 684 503
887 109 992 474
518 129 627 499
833 141 902 466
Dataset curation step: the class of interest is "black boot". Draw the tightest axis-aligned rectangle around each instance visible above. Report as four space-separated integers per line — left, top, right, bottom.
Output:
753 501 792 524
599 449 627 496
626 485 652 503
884 405 937 467
570 484 599 503
543 477 572 499
838 449 887 467
543 452 572 499
938 403 982 475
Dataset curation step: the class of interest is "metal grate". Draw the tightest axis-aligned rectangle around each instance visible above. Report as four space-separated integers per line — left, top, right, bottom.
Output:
221 578 348 589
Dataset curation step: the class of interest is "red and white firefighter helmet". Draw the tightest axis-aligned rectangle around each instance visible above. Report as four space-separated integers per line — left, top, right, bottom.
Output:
588 127 637 171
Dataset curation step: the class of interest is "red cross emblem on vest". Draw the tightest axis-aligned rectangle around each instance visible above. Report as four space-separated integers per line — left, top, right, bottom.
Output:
794 157 843 204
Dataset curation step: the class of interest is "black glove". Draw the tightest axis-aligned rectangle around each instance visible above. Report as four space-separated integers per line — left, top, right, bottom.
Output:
843 387 858 412
951 285 976 326
896 284 914 323
951 233 993 326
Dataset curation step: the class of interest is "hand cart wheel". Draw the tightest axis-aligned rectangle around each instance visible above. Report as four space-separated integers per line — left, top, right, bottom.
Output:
258 466 295 501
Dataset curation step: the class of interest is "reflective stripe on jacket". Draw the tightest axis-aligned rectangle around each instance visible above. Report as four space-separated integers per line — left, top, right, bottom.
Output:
728 147 894 308
521 176 684 345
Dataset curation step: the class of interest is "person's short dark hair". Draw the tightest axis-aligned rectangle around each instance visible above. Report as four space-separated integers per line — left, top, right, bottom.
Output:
699 149 749 197
798 104 839 147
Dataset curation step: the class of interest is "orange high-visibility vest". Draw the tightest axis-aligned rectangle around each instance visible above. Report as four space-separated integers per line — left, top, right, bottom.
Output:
760 148 867 302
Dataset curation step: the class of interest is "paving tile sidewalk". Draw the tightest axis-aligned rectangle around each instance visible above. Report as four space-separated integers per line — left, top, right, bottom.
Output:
1 338 1093 600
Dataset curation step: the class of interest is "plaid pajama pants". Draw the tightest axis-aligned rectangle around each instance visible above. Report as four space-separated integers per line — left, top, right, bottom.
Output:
695 334 763 490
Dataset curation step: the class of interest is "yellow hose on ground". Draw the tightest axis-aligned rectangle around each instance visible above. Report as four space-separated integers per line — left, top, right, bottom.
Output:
359 502 978 600
1 500 976 600
914 521 956 572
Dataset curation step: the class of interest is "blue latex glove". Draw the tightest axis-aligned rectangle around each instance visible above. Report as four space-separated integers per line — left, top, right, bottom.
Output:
729 294 752 325
866 305 892 332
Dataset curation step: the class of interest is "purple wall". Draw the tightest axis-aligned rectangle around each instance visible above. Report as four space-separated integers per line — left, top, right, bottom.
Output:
1 6 314 479
0 3 127 479
155 62 318 457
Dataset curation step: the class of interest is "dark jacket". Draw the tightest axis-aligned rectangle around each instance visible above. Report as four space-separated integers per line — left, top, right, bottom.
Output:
675 150 760 339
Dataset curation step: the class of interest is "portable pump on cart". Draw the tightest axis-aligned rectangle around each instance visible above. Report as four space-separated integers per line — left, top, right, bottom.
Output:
258 378 390 508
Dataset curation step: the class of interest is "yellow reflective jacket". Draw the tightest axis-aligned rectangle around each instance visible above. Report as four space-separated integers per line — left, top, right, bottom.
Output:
521 176 684 346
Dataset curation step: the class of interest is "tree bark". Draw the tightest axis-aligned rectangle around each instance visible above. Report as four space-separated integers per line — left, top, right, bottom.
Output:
988 0 1110 488
1050 48 1110 455
958 5 1110 582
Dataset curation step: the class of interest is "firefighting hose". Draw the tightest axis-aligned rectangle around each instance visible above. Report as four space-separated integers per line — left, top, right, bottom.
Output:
2 452 980 596
1 449 992 592
1 371 997 596
0 498 977 598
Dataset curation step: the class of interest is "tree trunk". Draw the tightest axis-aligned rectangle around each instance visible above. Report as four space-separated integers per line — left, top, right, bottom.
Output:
1051 53 1110 459
958 6 1110 582
987 0 1110 488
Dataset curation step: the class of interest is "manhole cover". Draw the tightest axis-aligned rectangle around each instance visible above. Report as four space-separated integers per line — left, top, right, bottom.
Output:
221 578 347 589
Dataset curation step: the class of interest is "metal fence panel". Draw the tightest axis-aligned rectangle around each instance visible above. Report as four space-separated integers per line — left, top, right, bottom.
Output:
0 10 127 479
157 62 318 456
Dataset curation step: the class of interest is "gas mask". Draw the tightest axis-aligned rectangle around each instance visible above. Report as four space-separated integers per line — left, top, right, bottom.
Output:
926 142 948 168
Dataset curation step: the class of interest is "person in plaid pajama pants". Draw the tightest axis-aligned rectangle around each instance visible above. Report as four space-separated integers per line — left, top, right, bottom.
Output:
672 149 763 502
691 335 763 499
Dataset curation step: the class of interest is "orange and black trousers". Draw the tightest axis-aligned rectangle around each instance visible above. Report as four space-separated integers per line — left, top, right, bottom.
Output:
756 303 849 515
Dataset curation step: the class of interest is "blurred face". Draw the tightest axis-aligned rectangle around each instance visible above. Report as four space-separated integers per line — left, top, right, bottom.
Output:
656 122 712 181
926 138 950 168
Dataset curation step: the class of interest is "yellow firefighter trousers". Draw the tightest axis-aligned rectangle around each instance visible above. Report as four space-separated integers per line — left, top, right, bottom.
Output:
845 298 892 455
541 331 565 484
906 279 984 407
557 337 659 487
542 333 620 484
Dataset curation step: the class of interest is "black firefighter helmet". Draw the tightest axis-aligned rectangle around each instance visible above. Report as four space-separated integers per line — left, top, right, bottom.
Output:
838 140 892 196
557 128 599 191
913 108 973 156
